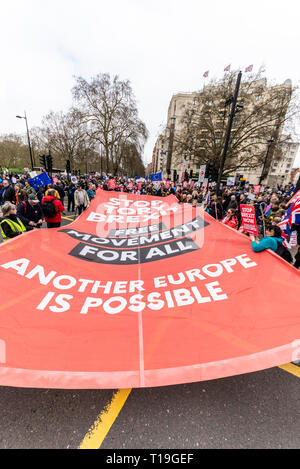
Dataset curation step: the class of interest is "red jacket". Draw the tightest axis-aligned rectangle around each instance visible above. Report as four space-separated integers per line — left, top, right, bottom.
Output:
41 195 65 223
221 215 238 229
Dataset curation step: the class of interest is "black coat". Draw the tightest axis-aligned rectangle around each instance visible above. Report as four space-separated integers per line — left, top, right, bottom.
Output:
0 186 15 204
17 201 44 224
208 202 223 220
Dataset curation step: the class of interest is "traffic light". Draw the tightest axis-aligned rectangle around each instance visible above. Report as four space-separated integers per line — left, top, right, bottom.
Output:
205 161 219 182
66 160 71 174
46 154 53 174
39 155 46 169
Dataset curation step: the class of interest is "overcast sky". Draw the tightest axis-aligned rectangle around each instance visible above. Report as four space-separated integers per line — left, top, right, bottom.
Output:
1 0 300 167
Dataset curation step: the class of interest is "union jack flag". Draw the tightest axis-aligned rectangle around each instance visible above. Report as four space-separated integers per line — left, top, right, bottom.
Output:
203 71 209 78
278 199 300 240
245 64 253 73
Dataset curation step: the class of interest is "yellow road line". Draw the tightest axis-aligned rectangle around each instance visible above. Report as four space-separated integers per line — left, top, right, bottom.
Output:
279 363 300 379
78 389 132 450
78 363 298 450
62 216 76 221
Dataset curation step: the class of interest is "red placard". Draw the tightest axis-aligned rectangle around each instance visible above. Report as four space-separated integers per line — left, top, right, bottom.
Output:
108 179 117 190
240 205 258 235
253 185 261 194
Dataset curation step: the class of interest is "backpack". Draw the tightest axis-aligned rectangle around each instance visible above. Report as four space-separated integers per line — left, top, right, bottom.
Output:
275 241 293 264
42 200 57 218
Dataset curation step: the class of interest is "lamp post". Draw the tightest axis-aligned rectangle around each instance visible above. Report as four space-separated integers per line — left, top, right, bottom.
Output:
16 112 34 171
259 138 275 185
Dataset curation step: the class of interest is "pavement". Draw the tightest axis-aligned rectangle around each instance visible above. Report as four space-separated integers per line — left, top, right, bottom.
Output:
0 205 299 449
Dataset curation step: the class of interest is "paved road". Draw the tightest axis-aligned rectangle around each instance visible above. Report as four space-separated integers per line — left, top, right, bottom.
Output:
0 367 298 449
0 208 299 449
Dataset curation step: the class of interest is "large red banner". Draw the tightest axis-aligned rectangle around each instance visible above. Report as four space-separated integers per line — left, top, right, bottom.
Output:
0 191 299 389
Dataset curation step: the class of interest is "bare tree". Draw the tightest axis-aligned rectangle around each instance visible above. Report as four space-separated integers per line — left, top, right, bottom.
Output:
172 69 299 174
72 73 148 175
32 108 95 171
120 143 145 177
0 134 29 169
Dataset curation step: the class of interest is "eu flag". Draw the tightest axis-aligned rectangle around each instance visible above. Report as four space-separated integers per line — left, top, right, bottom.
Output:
151 172 162 182
28 172 52 190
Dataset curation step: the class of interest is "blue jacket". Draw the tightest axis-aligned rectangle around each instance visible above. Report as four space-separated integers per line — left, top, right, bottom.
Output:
252 236 282 253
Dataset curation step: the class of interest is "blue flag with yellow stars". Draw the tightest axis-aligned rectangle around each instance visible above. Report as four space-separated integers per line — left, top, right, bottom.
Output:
28 172 52 190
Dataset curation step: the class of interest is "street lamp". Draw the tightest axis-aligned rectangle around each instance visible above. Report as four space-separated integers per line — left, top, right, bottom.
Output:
16 112 34 171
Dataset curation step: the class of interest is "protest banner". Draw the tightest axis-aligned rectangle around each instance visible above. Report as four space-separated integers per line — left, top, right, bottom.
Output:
253 185 261 194
0 192 299 389
240 204 258 235
198 165 206 183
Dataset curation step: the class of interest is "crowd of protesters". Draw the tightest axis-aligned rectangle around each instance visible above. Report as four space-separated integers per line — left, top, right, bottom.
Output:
0 170 299 269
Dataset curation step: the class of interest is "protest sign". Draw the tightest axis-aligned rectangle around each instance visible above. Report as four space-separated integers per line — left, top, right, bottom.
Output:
108 179 117 190
240 204 258 235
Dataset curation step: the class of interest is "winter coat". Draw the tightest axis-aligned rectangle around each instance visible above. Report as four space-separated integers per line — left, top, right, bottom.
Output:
17 200 44 225
0 185 16 204
252 236 283 253
74 190 90 208
41 195 65 223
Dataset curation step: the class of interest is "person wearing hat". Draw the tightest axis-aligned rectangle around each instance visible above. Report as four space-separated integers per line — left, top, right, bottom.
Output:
0 202 33 242
17 194 44 228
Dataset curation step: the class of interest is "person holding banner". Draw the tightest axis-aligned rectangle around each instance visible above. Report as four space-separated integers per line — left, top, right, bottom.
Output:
249 225 292 264
0 202 34 242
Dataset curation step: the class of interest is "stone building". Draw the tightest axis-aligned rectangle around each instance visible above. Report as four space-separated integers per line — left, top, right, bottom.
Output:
154 77 296 185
